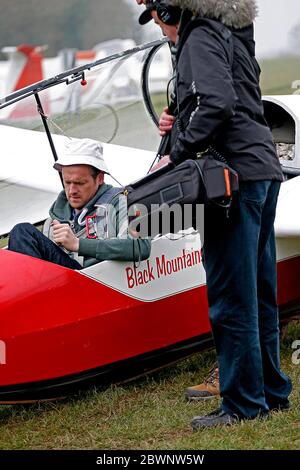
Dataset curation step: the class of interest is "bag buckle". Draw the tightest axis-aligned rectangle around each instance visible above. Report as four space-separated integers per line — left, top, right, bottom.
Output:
85 214 97 239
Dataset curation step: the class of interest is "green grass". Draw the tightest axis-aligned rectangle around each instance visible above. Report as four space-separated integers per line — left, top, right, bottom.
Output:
260 55 300 95
0 322 299 450
151 92 168 119
0 238 8 249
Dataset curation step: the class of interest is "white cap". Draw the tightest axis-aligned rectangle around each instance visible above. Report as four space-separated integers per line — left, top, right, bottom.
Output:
53 138 109 174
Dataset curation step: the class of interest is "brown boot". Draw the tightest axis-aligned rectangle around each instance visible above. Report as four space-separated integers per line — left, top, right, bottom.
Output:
185 366 220 401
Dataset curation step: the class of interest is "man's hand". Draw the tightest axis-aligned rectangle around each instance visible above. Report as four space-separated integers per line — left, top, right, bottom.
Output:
150 155 172 173
52 220 79 252
159 106 175 136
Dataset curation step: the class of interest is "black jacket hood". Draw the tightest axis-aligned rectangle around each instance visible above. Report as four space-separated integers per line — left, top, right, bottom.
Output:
167 0 257 29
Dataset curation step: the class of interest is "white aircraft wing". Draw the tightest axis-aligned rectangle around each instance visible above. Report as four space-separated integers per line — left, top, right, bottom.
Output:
0 182 57 236
275 175 300 238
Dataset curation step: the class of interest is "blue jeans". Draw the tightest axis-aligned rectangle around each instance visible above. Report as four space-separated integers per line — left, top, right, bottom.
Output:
204 180 292 419
8 223 82 270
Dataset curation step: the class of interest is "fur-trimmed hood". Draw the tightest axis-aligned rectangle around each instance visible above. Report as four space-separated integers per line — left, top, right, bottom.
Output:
166 0 258 29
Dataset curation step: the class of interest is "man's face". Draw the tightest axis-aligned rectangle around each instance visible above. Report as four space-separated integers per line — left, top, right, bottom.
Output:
151 10 178 44
62 165 104 210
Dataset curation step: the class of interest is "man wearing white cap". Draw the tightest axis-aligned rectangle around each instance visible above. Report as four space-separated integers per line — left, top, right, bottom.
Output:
8 138 151 269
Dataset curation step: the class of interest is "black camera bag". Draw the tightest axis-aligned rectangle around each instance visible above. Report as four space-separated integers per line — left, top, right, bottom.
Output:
126 154 239 210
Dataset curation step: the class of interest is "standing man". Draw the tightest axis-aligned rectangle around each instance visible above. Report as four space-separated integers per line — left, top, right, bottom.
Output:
146 0 292 428
138 0 221 401
9 138 151 269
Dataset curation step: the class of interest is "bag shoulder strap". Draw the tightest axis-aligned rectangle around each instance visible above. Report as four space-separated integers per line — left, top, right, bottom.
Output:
95 186 121 205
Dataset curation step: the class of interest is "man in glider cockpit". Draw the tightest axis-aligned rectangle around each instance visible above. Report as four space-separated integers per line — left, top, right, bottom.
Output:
8 138 151 269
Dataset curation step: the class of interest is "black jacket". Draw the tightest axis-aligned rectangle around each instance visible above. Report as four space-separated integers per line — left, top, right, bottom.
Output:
169 8 283 181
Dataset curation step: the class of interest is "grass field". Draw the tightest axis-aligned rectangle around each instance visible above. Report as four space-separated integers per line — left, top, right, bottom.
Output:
0 321 299 450
260 55 300 95
0 239 7 249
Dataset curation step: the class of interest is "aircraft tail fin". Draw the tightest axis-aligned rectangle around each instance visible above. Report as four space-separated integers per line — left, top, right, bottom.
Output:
2 44 47 94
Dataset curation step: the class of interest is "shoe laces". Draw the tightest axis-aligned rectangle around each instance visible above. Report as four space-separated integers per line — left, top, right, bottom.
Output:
204 366 219 386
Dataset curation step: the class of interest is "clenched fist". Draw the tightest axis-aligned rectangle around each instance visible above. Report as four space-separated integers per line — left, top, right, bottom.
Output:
52 220 79 252
159 106 175 136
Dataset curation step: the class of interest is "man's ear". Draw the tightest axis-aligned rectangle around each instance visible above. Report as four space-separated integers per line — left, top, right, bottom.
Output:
97 172 105 185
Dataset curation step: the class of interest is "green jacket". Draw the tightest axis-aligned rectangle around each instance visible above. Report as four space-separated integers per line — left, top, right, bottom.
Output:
48 183 151 268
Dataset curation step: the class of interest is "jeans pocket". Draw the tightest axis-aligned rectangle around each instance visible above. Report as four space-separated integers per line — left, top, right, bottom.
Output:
239 181 271 205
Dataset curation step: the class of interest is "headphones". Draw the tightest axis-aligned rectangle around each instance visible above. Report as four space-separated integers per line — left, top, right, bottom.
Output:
155 1 182 26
